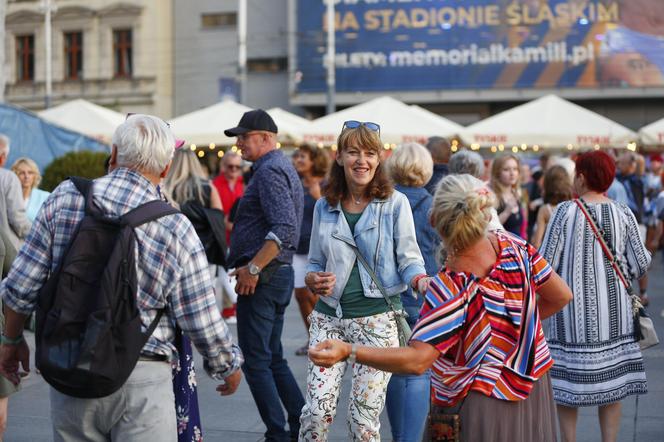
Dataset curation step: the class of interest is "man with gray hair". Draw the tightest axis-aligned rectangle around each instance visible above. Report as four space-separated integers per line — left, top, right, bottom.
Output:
424 136 452 195
0 134 31 249
0 115 243 441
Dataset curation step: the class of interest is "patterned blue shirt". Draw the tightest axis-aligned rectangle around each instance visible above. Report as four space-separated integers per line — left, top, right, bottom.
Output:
0 168 243 380
228 149 303 268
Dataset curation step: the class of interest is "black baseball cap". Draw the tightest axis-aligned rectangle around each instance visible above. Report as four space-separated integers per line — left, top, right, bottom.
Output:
224 109 278 137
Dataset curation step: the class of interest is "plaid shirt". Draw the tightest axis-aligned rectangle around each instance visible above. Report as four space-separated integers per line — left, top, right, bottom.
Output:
0 168 243 380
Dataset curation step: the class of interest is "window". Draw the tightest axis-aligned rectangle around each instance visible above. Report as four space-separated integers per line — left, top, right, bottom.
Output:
201 12 237 28
113 29 132 78
64 31 83 80
247 57 288 73
15 34 34 82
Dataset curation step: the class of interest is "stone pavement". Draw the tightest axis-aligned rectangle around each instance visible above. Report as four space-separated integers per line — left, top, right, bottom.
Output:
6 257 664 441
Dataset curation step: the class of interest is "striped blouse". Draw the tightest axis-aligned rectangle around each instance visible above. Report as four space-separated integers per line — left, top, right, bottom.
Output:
411 231 553 406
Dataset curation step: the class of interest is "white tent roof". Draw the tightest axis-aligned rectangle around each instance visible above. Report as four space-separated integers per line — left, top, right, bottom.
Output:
168 101 308 145
461 95 637 150
38 99 124 140
168 100 252 146
409 105 464 134
301 96 464 146
639 118 664 146
266 108 311 143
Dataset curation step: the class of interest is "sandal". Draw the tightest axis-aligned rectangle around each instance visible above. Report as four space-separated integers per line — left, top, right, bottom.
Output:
295 345 309 356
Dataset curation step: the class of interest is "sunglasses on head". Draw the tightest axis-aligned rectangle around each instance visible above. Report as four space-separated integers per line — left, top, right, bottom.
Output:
342 120 380 135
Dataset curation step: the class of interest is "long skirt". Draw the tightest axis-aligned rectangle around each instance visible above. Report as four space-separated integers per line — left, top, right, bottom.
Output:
450 373 557 442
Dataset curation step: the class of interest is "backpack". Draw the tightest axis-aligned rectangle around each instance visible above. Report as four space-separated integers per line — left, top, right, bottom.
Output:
35 177 179 398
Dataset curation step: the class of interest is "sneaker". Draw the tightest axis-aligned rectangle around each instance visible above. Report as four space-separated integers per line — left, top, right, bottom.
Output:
225 315 237 325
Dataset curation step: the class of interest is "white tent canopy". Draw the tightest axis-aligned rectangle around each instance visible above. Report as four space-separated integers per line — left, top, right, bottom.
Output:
461 95 637 150
169 101 308 145
301 96 464 146
266 107 311 142
639 118 664 146
38 99 124 141
168 100 252 146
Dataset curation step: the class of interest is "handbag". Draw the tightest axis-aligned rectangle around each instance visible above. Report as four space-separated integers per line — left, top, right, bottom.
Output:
429 402 464 442
348 244 412 346
575 199 659 350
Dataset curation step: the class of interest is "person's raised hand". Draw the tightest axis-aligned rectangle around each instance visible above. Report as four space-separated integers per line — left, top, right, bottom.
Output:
304 272 336 296
308 339 350 368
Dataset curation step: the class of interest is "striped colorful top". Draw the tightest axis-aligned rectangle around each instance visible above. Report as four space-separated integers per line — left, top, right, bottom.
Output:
411 231 553 406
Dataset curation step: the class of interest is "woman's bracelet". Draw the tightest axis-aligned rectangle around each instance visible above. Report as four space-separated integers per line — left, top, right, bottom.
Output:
411 274 427 290
1 334 24 345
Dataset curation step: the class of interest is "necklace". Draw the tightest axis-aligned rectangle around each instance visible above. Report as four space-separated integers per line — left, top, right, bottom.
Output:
349 191 363 205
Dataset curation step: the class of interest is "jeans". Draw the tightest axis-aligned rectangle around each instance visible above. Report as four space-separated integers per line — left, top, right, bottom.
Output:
385 300 430 442
236 264 305 442
386 371 431 442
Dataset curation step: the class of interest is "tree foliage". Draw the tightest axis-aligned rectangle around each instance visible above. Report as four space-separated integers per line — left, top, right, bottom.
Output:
41 151 109 192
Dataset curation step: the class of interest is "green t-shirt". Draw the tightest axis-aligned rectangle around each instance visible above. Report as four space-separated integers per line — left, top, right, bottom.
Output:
315 208 402 318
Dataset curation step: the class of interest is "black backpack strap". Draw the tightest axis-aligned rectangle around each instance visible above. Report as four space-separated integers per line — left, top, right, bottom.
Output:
144 309 165 339
122 200 179 228
69 177 92 198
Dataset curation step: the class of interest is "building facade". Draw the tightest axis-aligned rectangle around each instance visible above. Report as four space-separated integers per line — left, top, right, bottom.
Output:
172 0 291 116
4 0 174 117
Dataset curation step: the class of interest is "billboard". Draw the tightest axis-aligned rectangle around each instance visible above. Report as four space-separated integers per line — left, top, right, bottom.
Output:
295 0 664 94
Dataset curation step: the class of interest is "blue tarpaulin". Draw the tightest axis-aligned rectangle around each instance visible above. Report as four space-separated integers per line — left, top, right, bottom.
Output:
0 102 109 172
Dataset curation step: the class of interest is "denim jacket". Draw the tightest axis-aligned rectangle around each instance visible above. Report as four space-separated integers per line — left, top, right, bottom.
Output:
306 190 426 318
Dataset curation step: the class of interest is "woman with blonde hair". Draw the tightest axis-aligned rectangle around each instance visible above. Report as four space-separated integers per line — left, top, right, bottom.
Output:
163 147 224 442
11 157 49 222
309 173 573 442
385 142 440 442
163 148 223 210
491 154 526 238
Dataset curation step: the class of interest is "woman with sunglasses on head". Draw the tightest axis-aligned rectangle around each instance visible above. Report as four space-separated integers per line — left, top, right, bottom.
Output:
298 121 428 441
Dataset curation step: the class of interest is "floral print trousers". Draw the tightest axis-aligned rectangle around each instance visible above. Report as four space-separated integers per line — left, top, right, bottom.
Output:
299 310 399 441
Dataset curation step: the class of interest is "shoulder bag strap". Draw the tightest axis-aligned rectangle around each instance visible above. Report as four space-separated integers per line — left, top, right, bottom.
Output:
574 199 636 296
348 243 401 314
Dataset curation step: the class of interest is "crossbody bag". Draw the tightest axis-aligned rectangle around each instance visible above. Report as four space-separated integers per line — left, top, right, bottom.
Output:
348 244 412 347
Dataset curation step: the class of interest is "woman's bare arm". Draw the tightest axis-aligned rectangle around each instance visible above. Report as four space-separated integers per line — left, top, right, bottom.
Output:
309 339 439 375
536 271 573 319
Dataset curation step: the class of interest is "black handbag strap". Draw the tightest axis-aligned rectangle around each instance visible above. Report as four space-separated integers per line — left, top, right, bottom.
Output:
348 243 403 316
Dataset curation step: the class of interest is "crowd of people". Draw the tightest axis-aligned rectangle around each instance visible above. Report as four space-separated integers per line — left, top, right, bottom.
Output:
0 108 659 442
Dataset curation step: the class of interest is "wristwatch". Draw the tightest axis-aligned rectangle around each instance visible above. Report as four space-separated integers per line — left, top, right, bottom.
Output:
247 262 261 276
348 343 357 365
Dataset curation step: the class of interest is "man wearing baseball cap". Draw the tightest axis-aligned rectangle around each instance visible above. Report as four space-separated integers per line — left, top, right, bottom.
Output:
225 109 305 441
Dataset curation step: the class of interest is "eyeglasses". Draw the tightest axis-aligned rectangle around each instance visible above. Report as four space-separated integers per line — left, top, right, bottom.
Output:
342 120 380 136
226 165 242 171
